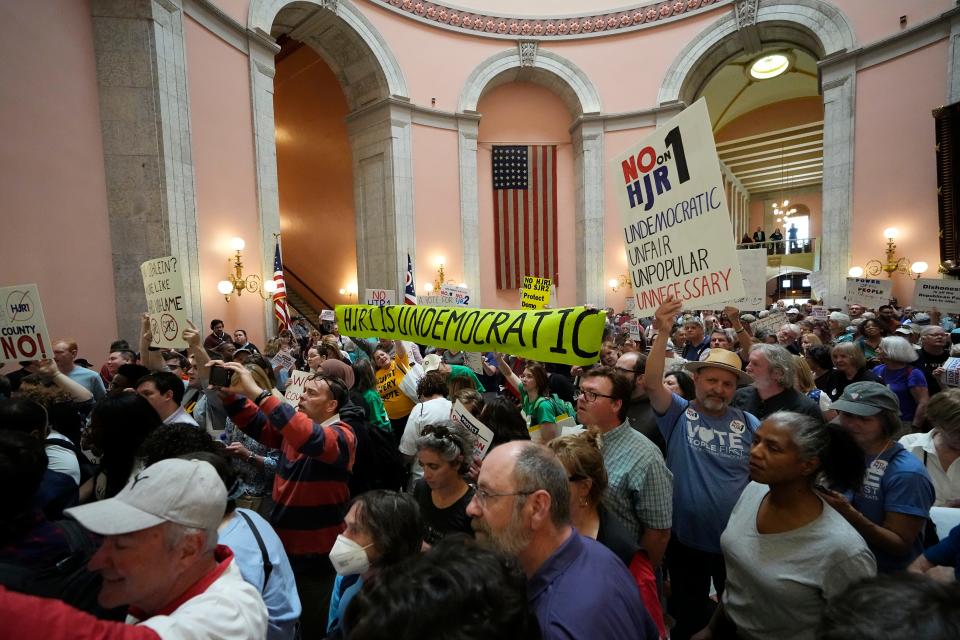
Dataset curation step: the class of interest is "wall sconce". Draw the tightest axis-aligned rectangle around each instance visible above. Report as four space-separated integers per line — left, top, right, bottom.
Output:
608 274 631 292
338 283 357 298
848 227 928 280
422 255 463 292
217 237 276 302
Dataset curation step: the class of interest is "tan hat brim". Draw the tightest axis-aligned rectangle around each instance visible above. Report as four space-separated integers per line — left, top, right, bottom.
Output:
684 361 753 385
65 498 166 536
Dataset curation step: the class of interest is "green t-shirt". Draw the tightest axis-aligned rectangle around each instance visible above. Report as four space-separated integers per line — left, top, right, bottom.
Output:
447 364 485 393
362 388 392 432
520 388 559 426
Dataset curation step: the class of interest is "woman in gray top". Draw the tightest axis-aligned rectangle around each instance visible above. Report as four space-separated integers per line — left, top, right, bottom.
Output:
694 411 876 640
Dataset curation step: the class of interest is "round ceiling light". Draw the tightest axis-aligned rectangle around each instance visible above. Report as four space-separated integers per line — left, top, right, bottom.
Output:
750 53 790 80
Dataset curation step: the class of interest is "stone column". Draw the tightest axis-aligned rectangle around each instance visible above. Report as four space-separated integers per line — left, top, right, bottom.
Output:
92 0 201 344
819 56 857 307
345 99 416 296
457 114 482 304
570 119 605 306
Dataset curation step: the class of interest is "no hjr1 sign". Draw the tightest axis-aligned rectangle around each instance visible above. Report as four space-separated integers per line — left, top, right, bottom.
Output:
0 284 52 364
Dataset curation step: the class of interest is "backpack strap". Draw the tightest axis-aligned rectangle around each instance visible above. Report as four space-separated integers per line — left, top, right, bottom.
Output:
237 510 273 589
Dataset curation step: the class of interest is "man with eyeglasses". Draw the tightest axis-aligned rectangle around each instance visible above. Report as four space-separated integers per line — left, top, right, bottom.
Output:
644 295 761 640
615 352 666 454
575 367 672 568
215 361 356 639
915 325 950 400
465 441 658 640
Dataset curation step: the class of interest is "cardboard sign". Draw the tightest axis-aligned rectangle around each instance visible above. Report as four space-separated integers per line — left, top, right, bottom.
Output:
271 351 296 372
440 284 471 306
807 272 827 299
521 276 552 309
417 295 449 306
451 400 495 461
751 311 789 334
612 98 744 313
283 369 312 406
0 284 52 364
943 358 960 388
140 256 188 349
729 248 767 310
628 320 642 341
320 309 336 322
365 289 395 307
913 279 960 314
810 306 829 319
463 350 485 375
336 304 605 366
845 278 892 308
624 296 637 315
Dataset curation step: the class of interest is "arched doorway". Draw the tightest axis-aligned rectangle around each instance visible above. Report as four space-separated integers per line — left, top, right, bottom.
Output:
659 0 857 305
248 0 412 325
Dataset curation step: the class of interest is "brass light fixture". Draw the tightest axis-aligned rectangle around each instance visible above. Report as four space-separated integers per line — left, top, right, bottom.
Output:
608 274 631 292
217 237 276 301
848 228 927 280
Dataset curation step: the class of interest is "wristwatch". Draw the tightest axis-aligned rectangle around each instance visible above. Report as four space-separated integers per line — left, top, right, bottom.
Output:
247 452 257 464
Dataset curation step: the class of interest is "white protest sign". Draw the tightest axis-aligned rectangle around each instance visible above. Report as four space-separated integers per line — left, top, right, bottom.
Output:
320 309 336 322
0 284 52 364
751 311 789 334
365 289 395 307
807 271 827 298
628 320 642 341
612 98 744 314
463 351 485 375
283 370 312 406
440 284 471 306
417 295 449 306
943 358 960 388
521 276 552 309
140 256 188 349
913 279 960 314
845 278 893 308
729 248 767 310
624 296 637 315
271 350 296 372
810 306 829 319
451 399 495 461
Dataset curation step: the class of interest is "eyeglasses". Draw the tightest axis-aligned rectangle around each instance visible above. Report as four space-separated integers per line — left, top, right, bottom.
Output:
470 484 535 508
614 366 637 376
573 388 615 403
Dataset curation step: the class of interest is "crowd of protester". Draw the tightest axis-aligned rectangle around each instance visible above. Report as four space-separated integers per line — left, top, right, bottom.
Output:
2 297 960 640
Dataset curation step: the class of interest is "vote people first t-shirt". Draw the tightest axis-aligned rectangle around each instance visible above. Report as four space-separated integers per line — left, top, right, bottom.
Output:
657 393 760 553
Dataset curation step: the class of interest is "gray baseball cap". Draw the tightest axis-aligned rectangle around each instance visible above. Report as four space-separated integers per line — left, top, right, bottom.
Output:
832 381 901 417
65 458 226 535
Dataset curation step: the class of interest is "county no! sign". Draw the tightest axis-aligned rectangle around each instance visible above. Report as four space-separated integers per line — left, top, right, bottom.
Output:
611 98 744 313
0 284 52 364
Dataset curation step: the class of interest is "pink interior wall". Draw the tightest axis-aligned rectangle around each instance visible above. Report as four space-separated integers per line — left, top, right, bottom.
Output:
412 126 463 295
833 0 953 46
274 44 357 309
214 0 249 25
477 82 575 309
0 0 117 372
852 40 947 303
185 17 266 346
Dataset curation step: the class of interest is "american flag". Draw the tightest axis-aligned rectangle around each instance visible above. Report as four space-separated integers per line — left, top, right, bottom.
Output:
272 239 291 331
405 253 417 305
493 145 558 289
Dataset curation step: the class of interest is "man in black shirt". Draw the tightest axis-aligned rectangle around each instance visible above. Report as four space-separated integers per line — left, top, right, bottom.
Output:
733 344 822 421
915 325 949 402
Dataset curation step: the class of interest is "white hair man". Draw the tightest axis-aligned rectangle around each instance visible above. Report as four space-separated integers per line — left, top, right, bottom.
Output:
0 458 268 639
732 344 823 421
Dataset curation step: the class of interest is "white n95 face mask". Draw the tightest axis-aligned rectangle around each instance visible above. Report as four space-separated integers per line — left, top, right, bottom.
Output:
329 534 373 576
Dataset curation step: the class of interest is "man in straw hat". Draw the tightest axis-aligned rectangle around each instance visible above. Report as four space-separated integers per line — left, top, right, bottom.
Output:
0 458 268 639
643 295 761 640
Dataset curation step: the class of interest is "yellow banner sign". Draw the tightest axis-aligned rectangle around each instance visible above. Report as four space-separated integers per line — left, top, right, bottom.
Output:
521 276 552 309
336 304 605 366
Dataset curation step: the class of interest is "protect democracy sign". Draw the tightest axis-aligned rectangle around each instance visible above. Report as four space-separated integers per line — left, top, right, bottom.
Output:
611 98 744 313
335 304 605 366
521 276 552 309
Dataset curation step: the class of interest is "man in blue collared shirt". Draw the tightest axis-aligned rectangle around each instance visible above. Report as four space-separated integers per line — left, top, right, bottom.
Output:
466 441 657 640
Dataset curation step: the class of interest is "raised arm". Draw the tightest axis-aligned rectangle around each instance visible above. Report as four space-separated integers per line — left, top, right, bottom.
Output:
138 313 167 372
643 296 683 414
35 359 93 402
724 306 754 356
494 352 522 392
183 320 209 384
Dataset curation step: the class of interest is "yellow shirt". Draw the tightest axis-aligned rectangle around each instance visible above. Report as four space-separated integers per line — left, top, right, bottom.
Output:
375 348 415 419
